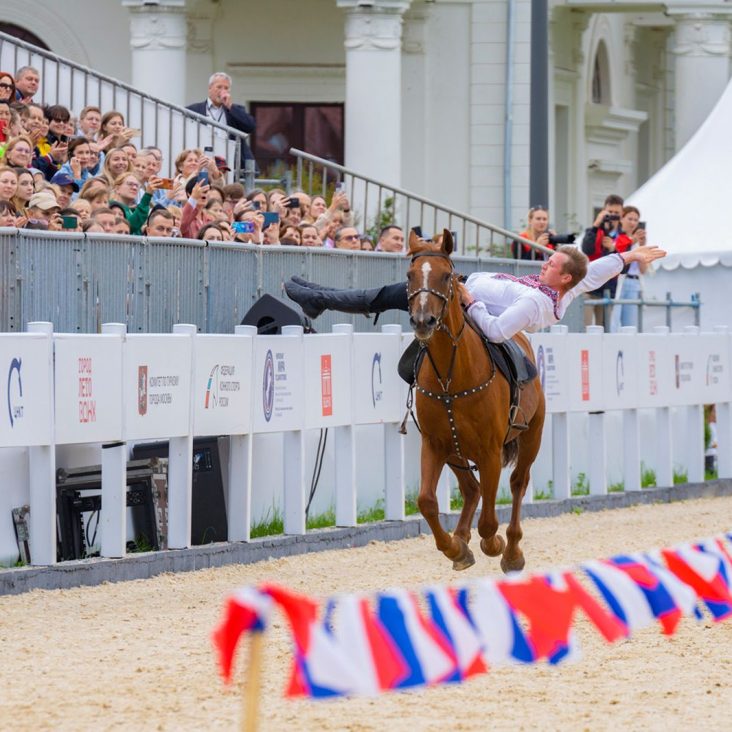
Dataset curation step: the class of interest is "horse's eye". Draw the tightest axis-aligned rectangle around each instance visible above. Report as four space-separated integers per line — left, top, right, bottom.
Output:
442 273 450 283
406 271 414 280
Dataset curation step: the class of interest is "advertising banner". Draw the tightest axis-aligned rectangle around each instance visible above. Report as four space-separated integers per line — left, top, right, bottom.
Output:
635 334 675 408
123 334 192 440
252 334 304 433
193 334 253 436
0 334 53 447
601 334 640 410
352 332 403 424
566 334 604 412
529 333 570 413
54 334 123 444
303 334 352 428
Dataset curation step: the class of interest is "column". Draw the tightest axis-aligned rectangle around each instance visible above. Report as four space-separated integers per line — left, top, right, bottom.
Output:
668 9 732 151
123 0 188 106
337 0 411 186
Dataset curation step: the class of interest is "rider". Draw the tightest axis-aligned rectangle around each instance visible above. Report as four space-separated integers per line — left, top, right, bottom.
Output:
285 233 666 343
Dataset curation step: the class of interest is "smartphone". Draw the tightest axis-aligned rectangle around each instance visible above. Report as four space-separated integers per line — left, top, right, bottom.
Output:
126 128 142 136
285 197 300 209
196 170 209 185
412 226 423 238
203 145 214 153
59 134 69 143
262 212 279 227
61 215 78 230
637 221 646 230
232 221 254 234
335 181 346 195
158 178 175 190
251 201 261 211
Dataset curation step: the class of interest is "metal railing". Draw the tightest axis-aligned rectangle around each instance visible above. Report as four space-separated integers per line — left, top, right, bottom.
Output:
0 228 552 335
0 30 247 178
290 148 551 259
583 291 701 332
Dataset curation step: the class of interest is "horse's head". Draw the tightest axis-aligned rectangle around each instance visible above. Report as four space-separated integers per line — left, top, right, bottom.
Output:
406 229 456 341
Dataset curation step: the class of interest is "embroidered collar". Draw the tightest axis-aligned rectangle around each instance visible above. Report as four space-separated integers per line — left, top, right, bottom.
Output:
492 273 561 318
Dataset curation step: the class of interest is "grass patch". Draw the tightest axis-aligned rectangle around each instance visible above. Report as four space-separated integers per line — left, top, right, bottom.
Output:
571 472 590 496
496 492 512 505
450 491 464 511
358 502 385 524
608 481 624 493
533 488 553 501
251 507 284 538
673 468 688 485
570 505 583 515
641 464 657 488
308 508 336 529
405 492 420 516
705 468 718 481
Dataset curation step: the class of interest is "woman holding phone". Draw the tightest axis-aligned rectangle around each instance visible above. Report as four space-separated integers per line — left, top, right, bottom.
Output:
613 205 647 329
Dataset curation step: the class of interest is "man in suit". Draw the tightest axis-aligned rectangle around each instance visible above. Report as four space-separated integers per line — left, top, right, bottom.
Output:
187 72 257 173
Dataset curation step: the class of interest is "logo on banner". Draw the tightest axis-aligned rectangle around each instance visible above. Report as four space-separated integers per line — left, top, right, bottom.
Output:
138 365 148 416
674 354 680 389
263 350 274 422
615 350 624 396
204 364 240 410
580 349 590 401
321 354 333 417
205 365 220 409
7 357 23 427
648 350 657 396
78 357 96 423
536 346 545 390
371 352 383 407
706 353 722 386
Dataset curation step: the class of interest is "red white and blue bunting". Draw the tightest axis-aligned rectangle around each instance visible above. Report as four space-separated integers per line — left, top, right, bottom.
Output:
212 532 732 699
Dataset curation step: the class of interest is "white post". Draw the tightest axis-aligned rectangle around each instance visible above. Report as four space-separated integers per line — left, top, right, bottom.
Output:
123 0 188 107
337 0 411 186
100 322 128 558
653 326 674 487
282 325 307 535
682 326 704 483
382 325 406 520
333 324 357 527
549 325 570 500
437 466 451 513
26 321 56 565
668 10 732 151
713 326 731 478
620 326 641 492
227 324 256 542
585 325 606 496
168 323 196 549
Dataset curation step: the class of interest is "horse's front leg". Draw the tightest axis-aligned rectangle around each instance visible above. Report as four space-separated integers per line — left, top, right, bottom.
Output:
418 441 475 571
477 447 506 559
449 458 480 546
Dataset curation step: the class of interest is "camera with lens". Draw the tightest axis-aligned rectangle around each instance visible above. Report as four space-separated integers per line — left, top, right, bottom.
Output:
601 213 620 231
547 232 576 246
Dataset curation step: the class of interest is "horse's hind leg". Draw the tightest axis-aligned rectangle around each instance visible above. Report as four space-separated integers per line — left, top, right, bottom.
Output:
476 448 506 558
502 404 545 573
418 444 474 571
449 458 480 546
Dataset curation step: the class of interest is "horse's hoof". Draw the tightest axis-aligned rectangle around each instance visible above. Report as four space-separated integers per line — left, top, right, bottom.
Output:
500 553 526 574
451 537 475 571
480 534 506 557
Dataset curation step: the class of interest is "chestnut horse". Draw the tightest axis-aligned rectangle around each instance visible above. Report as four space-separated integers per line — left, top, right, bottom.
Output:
407 230 545 572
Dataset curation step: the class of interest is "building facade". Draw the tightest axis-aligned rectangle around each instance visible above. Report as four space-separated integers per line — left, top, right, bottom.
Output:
3 0 731 233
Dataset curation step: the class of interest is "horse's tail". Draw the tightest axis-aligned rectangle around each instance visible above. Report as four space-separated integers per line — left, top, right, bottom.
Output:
502 437 519 467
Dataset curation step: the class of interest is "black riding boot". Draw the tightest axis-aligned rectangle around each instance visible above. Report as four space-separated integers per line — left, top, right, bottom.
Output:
284 278 408 320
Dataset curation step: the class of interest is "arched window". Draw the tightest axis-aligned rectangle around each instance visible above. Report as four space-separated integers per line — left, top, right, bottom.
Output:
591 41 610 105
0 23 49 51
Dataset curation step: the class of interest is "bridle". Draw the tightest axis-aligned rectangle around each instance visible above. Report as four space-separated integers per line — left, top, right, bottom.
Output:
406 249 496 462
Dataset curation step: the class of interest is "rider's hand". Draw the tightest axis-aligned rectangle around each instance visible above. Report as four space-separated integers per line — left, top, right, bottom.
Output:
457 282 474 308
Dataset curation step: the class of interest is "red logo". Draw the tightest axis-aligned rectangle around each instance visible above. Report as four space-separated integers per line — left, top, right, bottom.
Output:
138 365 148 415
581 349 590 401
320 354 332 416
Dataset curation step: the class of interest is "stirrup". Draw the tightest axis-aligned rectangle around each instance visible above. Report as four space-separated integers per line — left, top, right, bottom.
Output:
508 403 529 432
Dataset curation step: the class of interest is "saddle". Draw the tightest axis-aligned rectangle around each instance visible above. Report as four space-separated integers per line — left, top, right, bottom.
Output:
397 334 537 434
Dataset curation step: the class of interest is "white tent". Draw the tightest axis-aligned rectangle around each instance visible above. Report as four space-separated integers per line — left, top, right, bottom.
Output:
629 77 732 269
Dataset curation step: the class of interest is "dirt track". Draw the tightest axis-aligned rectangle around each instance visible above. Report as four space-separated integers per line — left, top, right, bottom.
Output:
1 496 731 731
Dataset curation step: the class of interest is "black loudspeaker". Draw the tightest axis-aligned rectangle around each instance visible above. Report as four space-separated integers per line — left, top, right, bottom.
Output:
132 437 228 545
241 293 314 334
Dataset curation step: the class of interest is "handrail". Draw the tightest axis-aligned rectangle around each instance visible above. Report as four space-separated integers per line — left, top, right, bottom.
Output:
289 147 552 259
0 30 248 177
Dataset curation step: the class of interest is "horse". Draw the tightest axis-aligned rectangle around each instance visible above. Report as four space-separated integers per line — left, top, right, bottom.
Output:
406 229 545 573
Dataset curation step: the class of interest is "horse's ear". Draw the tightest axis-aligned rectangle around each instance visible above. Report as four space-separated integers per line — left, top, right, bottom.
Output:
441 229 454 255
408 229 421 254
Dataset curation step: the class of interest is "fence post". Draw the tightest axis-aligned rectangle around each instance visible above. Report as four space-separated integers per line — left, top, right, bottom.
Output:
26 321 56 565
332 324 357 527
244 159 256 193
227 324 257 542
549 325 571 500
168 323 196 549
282 325 306 535
683 325 704 483
100 322 128 558
653 326 674 487
620 326 641 492
586 325 607 496
382 325 406 521
713 326 731 479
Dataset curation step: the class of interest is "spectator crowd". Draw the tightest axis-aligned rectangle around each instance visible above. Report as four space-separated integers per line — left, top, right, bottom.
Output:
0 67 408 252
